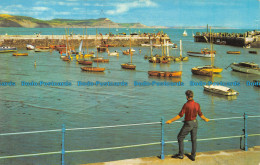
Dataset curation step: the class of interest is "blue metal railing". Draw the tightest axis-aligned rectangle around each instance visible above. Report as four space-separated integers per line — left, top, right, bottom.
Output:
0 114 259 165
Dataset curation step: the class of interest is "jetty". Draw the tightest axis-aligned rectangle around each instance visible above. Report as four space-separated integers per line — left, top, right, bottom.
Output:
194 30 260 48
0 33 171 48
84 146 260 165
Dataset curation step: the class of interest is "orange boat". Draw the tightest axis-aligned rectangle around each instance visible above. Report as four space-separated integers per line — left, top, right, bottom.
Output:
13 53 28 56
227 51 240 54
121 63 136 70
78 60 93 65
81 67 105 72
148 71 182 77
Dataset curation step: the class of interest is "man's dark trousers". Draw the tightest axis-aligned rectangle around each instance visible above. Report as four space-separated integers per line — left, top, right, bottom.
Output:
177 120 198 156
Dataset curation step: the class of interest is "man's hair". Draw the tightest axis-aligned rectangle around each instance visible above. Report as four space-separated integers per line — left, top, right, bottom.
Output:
185 90 193 98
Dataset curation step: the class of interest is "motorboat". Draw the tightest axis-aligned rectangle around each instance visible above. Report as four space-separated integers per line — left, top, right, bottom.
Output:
0 46 17 53
230 62 260 75
148 71 182 77
203 85 239 96
187 48 215 58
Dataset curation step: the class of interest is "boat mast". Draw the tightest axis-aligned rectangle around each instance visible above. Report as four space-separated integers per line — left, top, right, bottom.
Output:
180 40 182 58
86 27 89 54
130 35 132 64
210 27 214 67
210 27 214 78
150 40 153 57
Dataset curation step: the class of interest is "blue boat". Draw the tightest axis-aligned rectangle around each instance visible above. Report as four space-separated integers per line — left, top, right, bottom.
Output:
0 46 17 53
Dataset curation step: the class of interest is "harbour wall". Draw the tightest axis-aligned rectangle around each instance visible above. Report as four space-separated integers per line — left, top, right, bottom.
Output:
0 35 171 48
194 31 260 48
194 35 246 47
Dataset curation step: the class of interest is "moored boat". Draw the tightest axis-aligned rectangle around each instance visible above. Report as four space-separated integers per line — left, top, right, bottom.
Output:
123 48 135 55
92 57 109 63
249 51 257 54
148 71 182 77
121 63 136 70
253 80 260 87
230 62 260 75
97 46 107 52
183 30 187 36
191 65 223 76
174 40 189 61
187 48 216 58
81 66 105 72
0 46 17 53
26 44 35 50
108 50 119 56
203 85 239 96
227 51 240 54
13 53 28 56
78 60 93 65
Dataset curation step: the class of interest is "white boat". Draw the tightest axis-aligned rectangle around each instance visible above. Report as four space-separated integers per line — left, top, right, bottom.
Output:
108 50 119 56
183 30 187 36
187 48 215 58
230 62 260 75
126 48 135 52
141 43 151 47
26 44 35 50
142 43 174 47
204 85 239 96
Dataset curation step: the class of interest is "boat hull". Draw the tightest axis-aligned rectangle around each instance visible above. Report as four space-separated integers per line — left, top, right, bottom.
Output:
78 60 93 65
81 67 105 72
204 85 239 96
0 47 17 53
187 51 215 58
227 51 240 54
92 58 109 63
121 63 136 70
230 63 260 75
148 71 182 77
13 53 28 56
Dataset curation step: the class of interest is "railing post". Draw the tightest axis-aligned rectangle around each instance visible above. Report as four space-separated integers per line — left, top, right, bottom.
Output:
62 124 66 165
161 117 165 160
244 113 248 151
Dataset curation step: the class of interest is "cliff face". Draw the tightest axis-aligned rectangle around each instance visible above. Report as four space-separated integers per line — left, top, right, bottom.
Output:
0 14 149 28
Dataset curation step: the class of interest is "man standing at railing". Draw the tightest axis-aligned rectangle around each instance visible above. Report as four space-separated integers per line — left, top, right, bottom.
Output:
166 90 210 161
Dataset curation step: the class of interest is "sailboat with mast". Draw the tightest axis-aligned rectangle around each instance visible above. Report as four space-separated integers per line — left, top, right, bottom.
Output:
183 29 187 36
81 48 105 72
174 40 189 61
191 28 222 76
121 36 136 70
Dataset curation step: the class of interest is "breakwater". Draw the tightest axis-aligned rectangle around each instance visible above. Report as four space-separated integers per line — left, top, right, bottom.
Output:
0 34 171 48
194 30 260 48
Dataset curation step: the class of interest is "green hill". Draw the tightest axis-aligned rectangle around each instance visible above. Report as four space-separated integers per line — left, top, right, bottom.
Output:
0 14 148 28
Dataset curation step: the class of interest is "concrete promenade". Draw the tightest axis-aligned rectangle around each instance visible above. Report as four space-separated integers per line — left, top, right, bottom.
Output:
83 146 260 165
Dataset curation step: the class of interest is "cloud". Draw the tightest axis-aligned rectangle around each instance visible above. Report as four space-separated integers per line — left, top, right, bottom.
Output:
32 7 50 11
35 1 79 6
106 0 158 15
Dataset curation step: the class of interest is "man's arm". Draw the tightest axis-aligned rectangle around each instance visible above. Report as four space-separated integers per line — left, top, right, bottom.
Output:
201 115 210 122
166 115 181 124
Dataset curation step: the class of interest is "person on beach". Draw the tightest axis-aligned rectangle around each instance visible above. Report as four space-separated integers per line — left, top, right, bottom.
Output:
166 90 210 161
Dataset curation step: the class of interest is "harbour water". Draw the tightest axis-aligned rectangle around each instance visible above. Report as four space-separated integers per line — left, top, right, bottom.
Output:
0 28 259 165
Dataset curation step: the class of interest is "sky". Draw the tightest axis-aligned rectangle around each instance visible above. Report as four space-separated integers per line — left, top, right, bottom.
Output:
0 0 259 28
